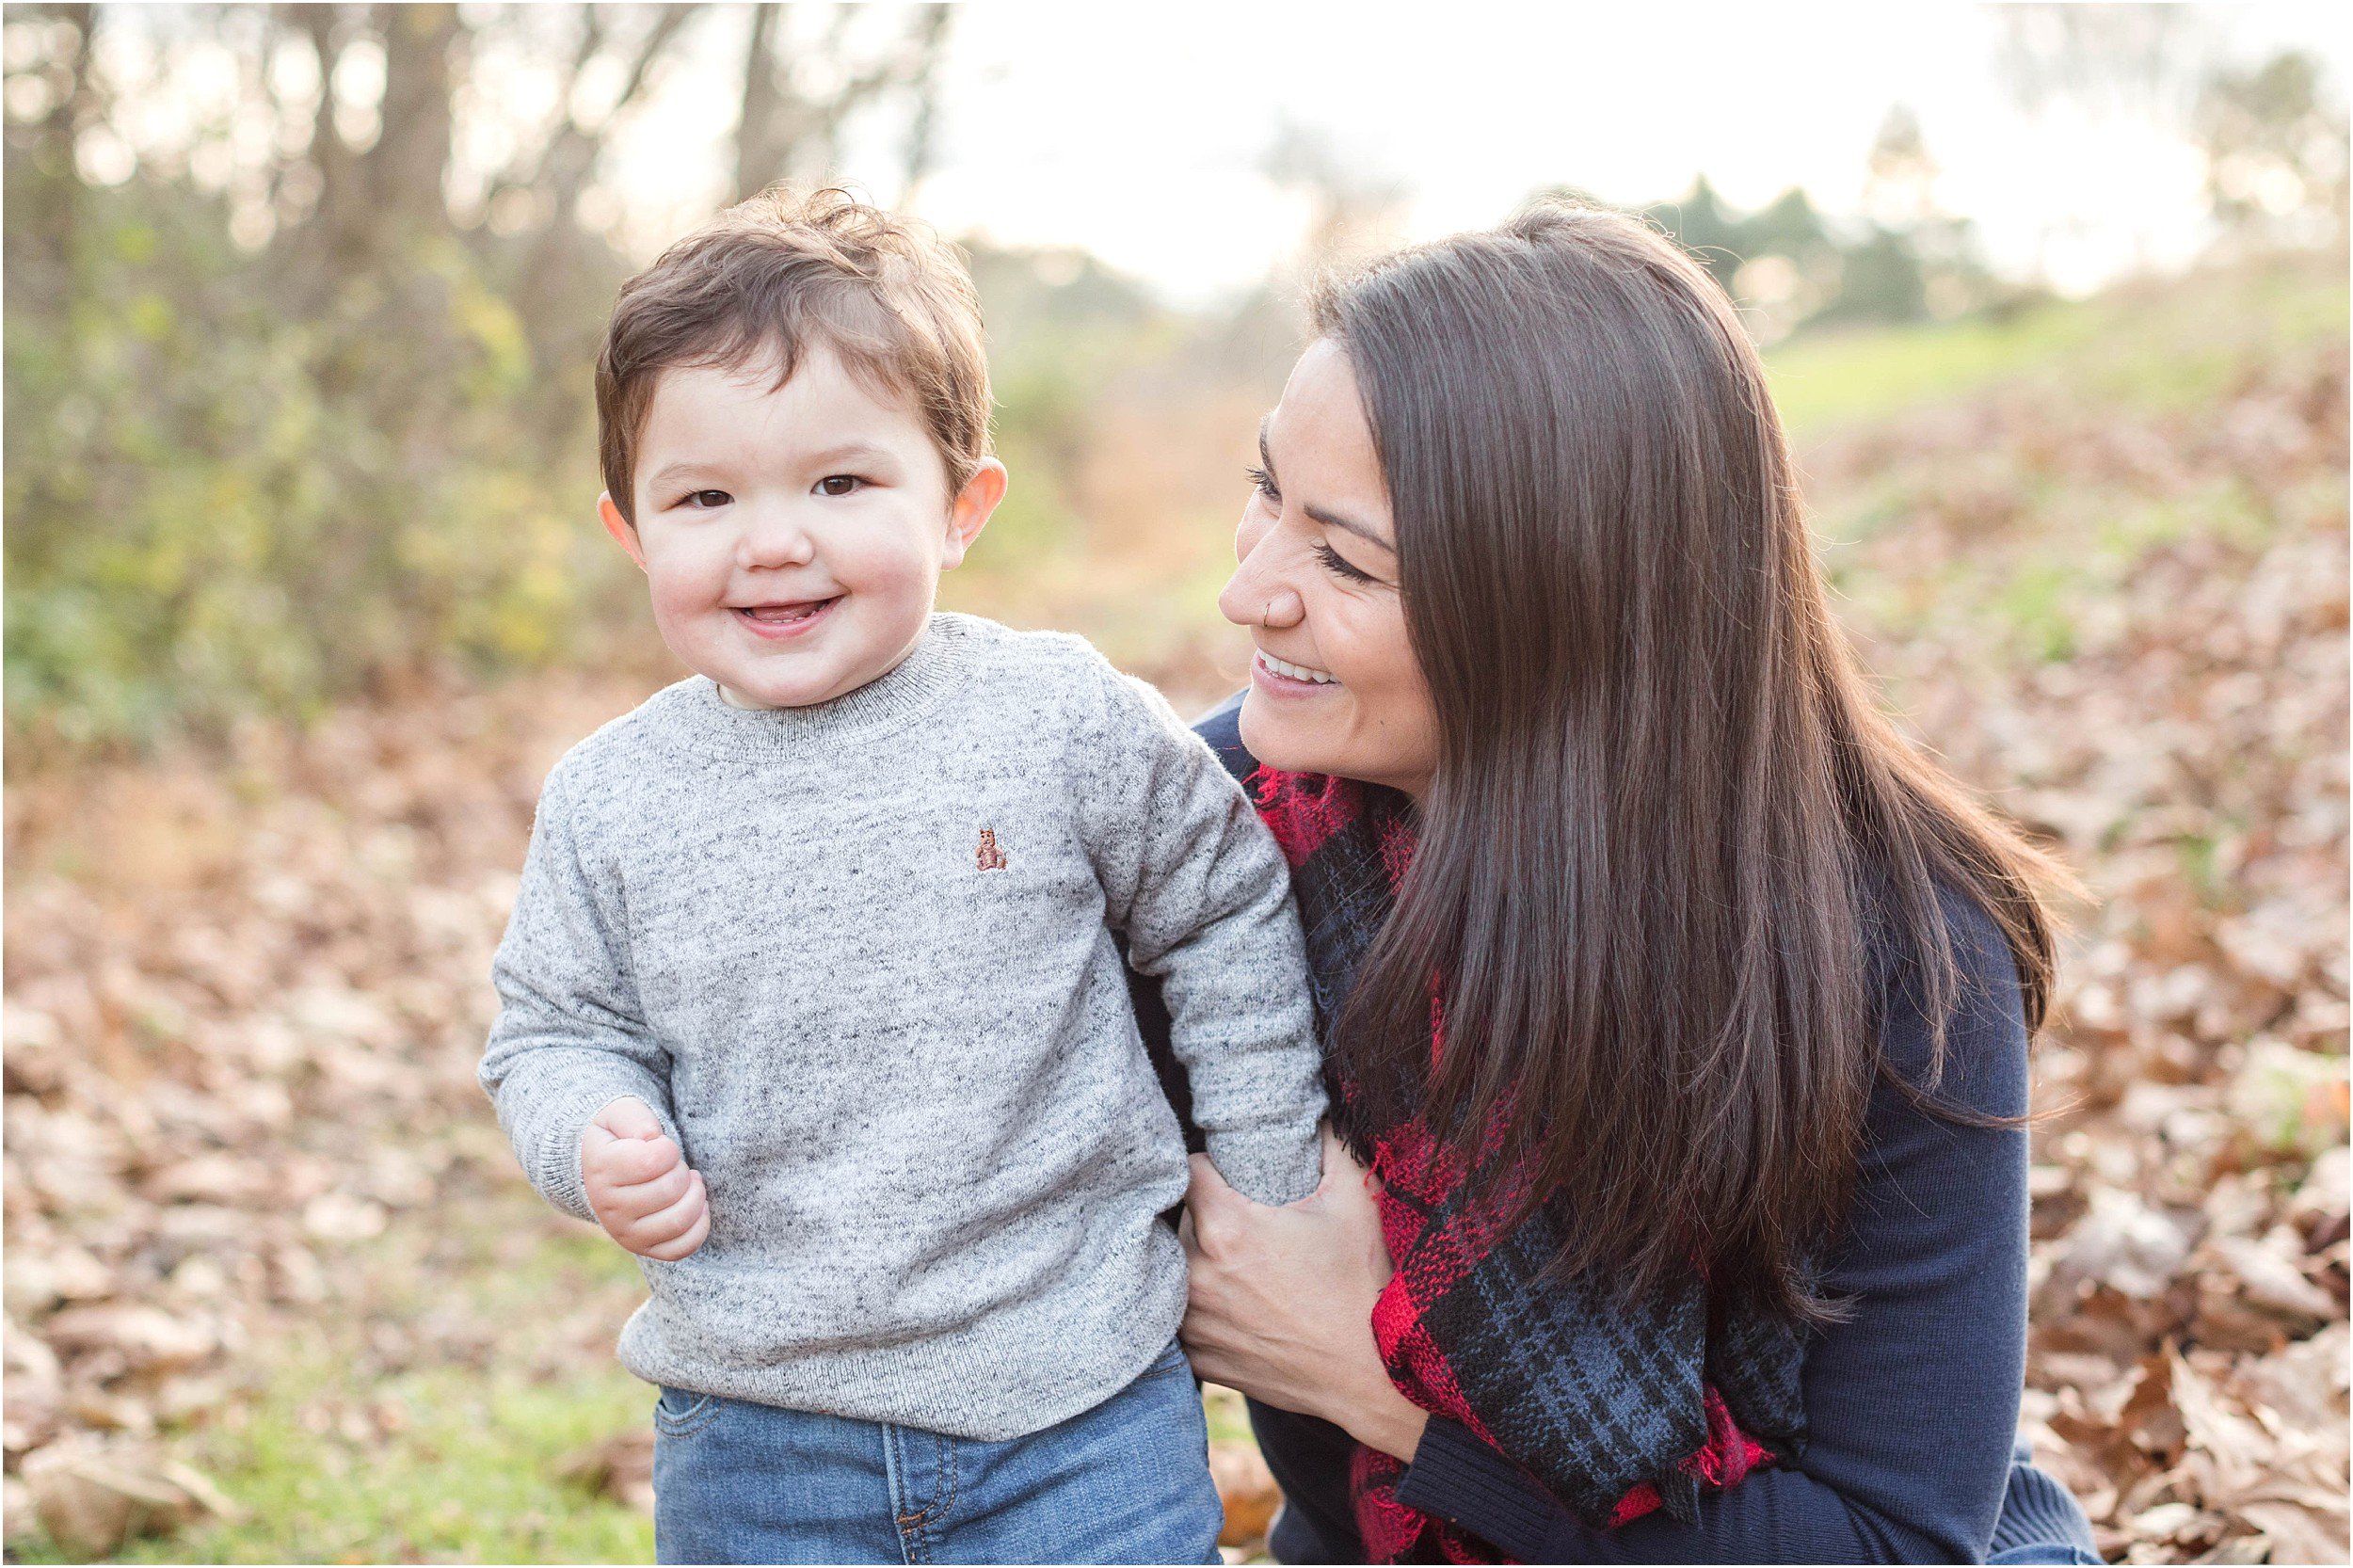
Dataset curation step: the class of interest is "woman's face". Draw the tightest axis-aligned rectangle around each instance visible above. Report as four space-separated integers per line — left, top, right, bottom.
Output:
1219 340 1438 796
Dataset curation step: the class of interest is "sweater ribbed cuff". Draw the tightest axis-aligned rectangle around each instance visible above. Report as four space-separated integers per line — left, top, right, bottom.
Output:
524 1080 681 1224
1393 1416 1564 1563
1204 1121 1322 1207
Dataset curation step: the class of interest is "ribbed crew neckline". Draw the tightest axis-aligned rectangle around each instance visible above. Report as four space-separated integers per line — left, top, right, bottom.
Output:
655 613 972 760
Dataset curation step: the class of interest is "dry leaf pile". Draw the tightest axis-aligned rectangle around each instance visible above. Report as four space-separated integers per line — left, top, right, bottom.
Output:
1813 320 2351 1564
3 673 642 1554
4 278 2347 1563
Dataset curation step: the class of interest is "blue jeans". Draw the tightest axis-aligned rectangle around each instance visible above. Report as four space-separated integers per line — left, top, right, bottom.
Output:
651 1337 1225 1564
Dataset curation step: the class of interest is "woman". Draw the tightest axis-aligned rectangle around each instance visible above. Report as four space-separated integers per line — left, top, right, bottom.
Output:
1148 205 2101 1563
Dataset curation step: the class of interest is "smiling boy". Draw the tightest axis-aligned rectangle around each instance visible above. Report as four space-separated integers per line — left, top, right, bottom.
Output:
476 188 1326 1564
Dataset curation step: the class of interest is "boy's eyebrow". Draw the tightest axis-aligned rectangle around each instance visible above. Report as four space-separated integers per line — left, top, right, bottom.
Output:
1261 413 1394 553
643 441 899 493
799 440 899 470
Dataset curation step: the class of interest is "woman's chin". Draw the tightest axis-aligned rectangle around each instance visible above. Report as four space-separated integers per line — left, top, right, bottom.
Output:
1241 692 1432 797
1239 691 1342 777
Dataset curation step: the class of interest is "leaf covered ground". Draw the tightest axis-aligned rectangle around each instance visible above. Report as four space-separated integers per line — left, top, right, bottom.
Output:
4 258 2346 1563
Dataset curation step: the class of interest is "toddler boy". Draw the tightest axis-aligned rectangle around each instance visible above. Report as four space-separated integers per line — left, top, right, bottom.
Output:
477 187 1326 1564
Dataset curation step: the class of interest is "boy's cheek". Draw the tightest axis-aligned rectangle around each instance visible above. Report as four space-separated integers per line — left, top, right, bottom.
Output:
644 559 730 626
836 531 951 599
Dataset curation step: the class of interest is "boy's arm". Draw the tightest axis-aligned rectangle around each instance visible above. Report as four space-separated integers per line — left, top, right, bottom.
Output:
479 764 680 1224
1077 658 1325 1207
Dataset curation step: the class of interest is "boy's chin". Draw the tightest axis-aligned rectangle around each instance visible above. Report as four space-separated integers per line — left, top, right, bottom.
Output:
712 670 833 711
707 653 887 712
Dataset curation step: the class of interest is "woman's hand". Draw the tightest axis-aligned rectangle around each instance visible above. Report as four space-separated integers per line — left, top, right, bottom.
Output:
1181 1126 1431 1463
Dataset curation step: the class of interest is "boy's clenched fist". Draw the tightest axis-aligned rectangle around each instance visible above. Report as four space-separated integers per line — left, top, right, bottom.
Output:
582 1096 709 1260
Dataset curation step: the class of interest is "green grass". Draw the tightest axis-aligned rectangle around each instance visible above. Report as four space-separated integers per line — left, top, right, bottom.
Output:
1786 256 2345 673
72 1361 659 1565
1766 254 2348 439
9 1186 660 1565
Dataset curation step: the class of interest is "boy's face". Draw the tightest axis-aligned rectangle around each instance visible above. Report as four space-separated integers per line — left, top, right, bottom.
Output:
601 344 1005 710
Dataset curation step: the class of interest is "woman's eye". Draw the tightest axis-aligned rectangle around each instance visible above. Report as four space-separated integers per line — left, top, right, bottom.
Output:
680 489 731 510
1244 464 1279 504
1314 541 1378 585
816 474 865 497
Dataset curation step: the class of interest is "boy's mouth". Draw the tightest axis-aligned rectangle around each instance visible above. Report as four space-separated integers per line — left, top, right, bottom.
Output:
731 597 840 638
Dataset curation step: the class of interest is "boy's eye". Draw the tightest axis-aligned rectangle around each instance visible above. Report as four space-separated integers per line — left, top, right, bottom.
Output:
1314 541 1378 585
680 489 731 510
816 474 865 497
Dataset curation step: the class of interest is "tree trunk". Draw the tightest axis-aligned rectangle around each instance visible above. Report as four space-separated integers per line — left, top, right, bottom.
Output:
368 2 464 240
734 3 784 203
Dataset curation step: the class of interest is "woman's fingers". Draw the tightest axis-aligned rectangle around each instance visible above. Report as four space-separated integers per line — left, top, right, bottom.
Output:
1186 1151 1240 1206
1178 1333 1235 1389
1185 1152 1244 1252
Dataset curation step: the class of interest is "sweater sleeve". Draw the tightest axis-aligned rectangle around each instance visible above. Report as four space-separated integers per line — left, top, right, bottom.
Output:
1392 891 2033 1563
1077 662 1325 1206
478 760 682 1224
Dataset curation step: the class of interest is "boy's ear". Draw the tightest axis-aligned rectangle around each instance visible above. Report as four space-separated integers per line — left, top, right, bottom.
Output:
940 458 1008 571
599 491 648 572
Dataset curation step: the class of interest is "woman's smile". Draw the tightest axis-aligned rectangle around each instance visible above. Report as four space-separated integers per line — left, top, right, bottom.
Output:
1253 648 1340 692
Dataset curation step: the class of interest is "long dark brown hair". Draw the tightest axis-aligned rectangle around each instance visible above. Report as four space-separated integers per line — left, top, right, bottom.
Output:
1321 203 2073 1322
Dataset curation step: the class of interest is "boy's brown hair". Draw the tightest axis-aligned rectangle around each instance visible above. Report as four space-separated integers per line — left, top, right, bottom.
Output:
595 185 991 525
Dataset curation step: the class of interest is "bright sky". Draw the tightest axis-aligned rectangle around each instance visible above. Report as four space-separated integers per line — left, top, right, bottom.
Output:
591 1 2352 305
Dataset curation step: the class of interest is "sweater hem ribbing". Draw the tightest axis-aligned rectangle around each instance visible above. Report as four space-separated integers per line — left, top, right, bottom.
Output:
613 1255 1190 1442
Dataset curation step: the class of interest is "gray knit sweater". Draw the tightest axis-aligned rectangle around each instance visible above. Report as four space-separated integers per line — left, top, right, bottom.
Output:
479 613 1325 1440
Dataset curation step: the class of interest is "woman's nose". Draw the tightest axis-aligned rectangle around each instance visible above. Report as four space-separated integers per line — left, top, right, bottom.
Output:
1217 520 1306 630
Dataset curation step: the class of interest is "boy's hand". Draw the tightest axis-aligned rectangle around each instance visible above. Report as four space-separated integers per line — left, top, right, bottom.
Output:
581 1096 710 1260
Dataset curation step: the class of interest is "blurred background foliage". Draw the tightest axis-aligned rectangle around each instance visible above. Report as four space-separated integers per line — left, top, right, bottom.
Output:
9 3 2342 760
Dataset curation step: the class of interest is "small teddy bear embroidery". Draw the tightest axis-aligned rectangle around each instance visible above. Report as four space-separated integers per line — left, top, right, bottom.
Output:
976 829 1008 872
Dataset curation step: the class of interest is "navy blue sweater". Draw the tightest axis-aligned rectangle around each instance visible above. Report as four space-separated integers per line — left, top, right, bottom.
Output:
1139 700 2094 1564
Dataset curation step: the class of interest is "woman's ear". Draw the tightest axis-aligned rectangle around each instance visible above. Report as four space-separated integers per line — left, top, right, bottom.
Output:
940 458 1009 570
599 491 648 572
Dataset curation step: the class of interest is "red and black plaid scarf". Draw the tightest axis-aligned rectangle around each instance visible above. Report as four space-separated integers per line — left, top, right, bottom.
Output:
1248 766 1810 1564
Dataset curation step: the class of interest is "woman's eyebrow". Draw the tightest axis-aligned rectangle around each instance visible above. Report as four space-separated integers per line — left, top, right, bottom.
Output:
1305 503 1396 552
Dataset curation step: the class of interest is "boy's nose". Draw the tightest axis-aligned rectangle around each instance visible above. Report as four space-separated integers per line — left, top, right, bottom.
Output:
735 507 816 569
